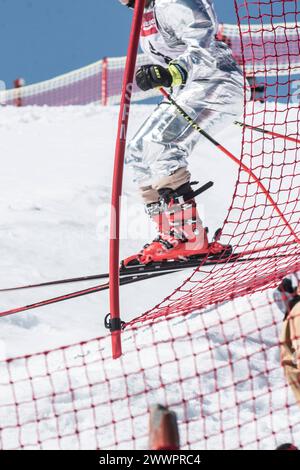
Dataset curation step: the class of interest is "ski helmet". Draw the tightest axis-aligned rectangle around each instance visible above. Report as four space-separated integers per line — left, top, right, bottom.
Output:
276 443 298 450
119 0 135 8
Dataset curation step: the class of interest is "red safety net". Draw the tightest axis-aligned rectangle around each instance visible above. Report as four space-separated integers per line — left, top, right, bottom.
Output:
1 290 299 450
0 0 300 451
128 0 300 327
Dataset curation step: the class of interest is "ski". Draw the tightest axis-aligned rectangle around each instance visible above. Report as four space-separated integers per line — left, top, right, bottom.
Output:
0 265 180 293
0 252 235 293
0 273 109 293
0 251 292 293
118 250 292 276
0 251 230 293
120 249 235 274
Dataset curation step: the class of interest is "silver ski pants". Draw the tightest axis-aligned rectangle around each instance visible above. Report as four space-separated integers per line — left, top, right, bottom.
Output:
126 72 244 201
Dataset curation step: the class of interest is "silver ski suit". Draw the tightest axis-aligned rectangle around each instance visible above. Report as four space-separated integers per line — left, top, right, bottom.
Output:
126 0 244 191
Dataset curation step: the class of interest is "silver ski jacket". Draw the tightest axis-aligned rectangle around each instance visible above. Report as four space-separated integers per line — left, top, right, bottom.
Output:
140 0 241 84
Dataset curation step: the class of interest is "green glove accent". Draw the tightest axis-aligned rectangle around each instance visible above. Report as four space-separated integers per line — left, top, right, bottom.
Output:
168 63 187 87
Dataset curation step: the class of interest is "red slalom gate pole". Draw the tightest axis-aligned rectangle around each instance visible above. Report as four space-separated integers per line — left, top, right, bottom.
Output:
109 0 146 359
159 87 300 244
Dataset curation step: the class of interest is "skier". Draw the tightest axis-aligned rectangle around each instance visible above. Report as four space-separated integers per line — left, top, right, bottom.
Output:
275 277 300 408
119 0 244 266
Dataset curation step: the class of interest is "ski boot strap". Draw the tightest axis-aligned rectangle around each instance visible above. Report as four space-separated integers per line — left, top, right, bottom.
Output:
145 201 162 217
158 181 214 205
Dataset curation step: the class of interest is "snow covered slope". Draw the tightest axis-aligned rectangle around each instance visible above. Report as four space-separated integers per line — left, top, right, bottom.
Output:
0 103 242 358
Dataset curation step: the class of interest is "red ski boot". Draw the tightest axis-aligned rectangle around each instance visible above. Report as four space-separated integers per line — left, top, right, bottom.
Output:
123 182 231 266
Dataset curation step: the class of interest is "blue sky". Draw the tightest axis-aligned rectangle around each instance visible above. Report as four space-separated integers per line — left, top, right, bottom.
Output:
0 0 237 88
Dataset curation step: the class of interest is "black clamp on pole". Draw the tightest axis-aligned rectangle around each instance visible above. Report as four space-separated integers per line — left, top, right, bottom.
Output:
104 313 126 332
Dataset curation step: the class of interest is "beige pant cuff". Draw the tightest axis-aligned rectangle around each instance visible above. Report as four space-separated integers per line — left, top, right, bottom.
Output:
139 186 160 205
152 167 191 192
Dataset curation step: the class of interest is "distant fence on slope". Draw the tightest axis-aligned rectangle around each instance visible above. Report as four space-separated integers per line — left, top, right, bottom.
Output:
0 21 299 107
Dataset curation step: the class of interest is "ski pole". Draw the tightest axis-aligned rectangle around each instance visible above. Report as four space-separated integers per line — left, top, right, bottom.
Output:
0 274 109 293
159 88 300 244
234 121 300 145
0 264 181 293
0 271 172 319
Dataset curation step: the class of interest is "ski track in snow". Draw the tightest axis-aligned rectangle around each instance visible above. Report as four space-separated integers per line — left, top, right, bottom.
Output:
0 103 299 449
